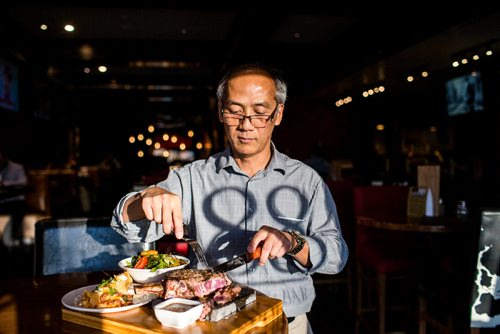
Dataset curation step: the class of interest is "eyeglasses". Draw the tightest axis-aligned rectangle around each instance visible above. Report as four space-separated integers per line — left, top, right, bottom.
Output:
221 105 278 128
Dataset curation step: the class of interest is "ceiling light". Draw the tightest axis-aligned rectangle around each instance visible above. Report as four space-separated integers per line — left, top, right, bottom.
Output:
64 24 75 32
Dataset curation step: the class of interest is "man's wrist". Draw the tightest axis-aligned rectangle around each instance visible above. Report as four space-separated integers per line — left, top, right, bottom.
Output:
285 230 306 256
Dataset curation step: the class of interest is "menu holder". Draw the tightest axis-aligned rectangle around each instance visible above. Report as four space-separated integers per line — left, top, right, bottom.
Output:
407 186 433 218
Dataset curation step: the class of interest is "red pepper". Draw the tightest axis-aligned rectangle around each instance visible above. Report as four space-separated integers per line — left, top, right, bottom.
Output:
133 256 148 269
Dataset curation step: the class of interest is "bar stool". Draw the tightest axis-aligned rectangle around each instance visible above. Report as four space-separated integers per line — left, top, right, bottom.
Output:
353 185 419 334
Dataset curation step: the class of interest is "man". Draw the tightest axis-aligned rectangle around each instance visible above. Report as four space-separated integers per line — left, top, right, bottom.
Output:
111 64 348 334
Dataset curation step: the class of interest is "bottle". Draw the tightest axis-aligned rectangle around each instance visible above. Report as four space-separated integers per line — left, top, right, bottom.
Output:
456 200 469 219
439 198 445 216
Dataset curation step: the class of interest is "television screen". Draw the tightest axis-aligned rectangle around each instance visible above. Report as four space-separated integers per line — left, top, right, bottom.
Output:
445 71 484 117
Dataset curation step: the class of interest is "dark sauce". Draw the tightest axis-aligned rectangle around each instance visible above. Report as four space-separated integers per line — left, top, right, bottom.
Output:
163 303 194 312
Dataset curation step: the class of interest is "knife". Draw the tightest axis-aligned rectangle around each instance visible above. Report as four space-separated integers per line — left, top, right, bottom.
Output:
212 246 262 273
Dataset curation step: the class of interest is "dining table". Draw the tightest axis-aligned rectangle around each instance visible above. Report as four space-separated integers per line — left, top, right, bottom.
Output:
0 271 288 334
356 213 479 276
356 213 476 233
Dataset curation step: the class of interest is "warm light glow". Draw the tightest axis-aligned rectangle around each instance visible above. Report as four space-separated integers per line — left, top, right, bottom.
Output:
375 124 385 131
472 54 480 61
429 126 437 132
461 58 468 64
129 136 136 143
452 60 460 67
187 130 194 137
368 89 374 95
421 71 428 77
204 142 213 149
154 142 161 149
196 142 203 149
179 143 186 150
40 24 48 30
171 136 178 143
145 138 153 146
162 134 169 141
79 44 94 60
407 75 414 82
148 125 155 133
486 50 493 56
137 150 144 158
98 66 107 73
163 150 170 158
137 134 144 141
64 24 75 32
378 86 385 92
362 91 369 98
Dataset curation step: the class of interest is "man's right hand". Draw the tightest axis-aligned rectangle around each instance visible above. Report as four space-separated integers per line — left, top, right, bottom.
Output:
123 186 184 239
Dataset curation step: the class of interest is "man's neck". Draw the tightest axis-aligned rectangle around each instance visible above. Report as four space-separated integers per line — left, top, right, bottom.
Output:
233 148 272 177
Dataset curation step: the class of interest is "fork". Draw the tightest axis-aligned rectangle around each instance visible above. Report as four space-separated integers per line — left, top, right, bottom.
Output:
182 237 210 269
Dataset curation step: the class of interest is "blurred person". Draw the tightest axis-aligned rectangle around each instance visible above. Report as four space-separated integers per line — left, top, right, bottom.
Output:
304 141 331 180
111 64 348 334
0 150 28 246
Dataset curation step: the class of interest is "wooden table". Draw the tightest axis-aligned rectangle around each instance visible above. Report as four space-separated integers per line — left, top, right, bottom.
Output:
356 214 475 233
0 272 287 334
356 213 478 276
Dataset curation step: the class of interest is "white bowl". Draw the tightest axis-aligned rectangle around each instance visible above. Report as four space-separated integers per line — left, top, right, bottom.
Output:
153 298 203 328
118 255 190 284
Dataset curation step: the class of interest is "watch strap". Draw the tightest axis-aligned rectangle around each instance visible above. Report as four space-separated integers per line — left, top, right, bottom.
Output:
286 230 306 255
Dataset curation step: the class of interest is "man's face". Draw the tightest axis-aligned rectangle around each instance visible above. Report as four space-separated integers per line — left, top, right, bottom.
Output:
219 73 283 159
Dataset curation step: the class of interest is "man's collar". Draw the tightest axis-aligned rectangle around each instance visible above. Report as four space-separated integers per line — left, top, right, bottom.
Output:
214 142 285 175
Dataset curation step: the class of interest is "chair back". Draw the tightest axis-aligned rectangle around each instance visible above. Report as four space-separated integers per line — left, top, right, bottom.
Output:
352 185 409 217
470 209 500 329
352 185 410 252
34 217 154 276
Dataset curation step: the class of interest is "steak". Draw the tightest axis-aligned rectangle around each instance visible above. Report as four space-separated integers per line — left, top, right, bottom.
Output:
133 268 248 321
163 269 232 299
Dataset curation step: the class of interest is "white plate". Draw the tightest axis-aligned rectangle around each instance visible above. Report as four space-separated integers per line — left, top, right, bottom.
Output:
61 284 152 313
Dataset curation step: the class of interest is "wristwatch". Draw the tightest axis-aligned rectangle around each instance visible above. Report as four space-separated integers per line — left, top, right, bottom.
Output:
286 230 306 256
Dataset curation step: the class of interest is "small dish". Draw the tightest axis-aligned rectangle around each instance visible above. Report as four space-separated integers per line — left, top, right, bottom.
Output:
118 255 190 283
153 298 203 328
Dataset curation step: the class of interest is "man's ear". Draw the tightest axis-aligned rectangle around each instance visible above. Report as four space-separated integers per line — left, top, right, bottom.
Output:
274 105 284 126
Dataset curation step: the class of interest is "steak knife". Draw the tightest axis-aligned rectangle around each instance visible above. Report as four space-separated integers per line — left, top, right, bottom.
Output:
212 246 262 273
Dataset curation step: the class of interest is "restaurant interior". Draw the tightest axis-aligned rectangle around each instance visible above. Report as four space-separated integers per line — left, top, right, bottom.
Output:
1 3 500 334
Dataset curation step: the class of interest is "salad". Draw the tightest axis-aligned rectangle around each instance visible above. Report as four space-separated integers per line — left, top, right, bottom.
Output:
128 250 188 272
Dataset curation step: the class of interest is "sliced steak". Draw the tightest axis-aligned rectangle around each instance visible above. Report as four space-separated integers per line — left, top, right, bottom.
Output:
163 269 232 299
133 282 164 297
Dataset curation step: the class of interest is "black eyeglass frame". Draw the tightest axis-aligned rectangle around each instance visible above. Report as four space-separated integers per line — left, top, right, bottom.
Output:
220 104 279 128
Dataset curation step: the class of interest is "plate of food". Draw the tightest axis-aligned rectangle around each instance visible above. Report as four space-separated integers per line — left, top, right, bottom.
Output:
61 272 154 313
